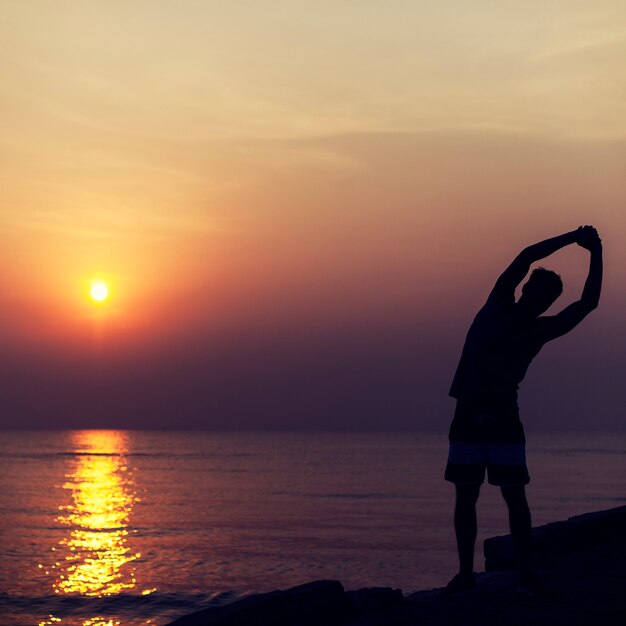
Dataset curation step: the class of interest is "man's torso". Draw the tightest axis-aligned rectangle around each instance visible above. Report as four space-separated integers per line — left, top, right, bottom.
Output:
449 299 548 443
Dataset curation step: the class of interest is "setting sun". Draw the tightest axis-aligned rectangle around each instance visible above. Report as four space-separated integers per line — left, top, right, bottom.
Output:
90 282 109 303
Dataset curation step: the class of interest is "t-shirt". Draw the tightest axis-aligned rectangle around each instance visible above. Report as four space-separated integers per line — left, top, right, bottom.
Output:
449 295 549 443
448 243 598 442
450 298 547 404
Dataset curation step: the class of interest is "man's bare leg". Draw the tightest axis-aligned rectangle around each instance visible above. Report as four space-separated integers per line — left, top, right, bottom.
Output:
501 485 545 595
501 485 532 575
455 484 481 575
445 483 480 593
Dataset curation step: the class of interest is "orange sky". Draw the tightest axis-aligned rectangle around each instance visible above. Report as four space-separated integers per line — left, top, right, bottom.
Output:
1 2 625 428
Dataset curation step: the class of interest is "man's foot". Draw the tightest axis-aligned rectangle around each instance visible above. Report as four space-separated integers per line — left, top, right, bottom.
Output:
516 571 547 598
443 572 476 595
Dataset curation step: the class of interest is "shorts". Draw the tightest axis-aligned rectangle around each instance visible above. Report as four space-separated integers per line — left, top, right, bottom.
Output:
444 440 530 486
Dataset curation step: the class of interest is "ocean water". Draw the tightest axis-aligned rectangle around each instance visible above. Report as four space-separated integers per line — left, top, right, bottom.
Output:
1 430 625 626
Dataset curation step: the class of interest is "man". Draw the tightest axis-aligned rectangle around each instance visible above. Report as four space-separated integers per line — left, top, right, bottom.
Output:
444 225 603 595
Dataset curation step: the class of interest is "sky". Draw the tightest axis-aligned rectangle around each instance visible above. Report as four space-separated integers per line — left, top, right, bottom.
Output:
1 1 625 430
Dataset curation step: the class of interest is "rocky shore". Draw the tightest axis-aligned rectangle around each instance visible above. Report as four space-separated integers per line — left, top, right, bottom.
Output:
166 505 626 626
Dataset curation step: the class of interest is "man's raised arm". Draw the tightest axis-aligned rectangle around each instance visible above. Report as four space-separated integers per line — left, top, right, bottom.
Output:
488 229 580 302
538 229 603 341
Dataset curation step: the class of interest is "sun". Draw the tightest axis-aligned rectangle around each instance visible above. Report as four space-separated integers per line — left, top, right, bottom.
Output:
90 281 109 302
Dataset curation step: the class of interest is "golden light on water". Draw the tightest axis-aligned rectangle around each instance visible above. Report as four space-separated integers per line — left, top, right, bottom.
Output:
38 617 136 626
40 431 156 625
53 431 138 596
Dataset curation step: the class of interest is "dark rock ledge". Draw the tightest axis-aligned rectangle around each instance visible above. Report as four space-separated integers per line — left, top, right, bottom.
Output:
166 505 626 626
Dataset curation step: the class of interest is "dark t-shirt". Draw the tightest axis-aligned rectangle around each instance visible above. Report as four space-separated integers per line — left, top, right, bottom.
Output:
448 243 598 442
449 293 549 443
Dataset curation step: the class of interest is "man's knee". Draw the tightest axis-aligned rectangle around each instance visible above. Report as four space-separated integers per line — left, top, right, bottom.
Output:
501 485 528 507
456 484 481 506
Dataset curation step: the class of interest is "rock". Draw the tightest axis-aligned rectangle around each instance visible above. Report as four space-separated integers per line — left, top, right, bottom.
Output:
165 579 353 626
346 587 404 612
484 504 626 571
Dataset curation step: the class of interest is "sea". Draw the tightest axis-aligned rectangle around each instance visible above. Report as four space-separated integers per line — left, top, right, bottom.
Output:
1 430 625 626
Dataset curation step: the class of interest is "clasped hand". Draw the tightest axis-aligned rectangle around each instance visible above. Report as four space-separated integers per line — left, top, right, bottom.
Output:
575 225 602 251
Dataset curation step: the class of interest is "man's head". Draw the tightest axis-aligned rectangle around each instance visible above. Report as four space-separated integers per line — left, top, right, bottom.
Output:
518 267 563 316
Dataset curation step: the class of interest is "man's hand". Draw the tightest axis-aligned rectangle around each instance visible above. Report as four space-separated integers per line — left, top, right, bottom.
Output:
575 225 602 251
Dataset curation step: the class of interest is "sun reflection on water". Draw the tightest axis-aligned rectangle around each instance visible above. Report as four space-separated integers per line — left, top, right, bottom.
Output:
39 431 156 625
38 615 123 626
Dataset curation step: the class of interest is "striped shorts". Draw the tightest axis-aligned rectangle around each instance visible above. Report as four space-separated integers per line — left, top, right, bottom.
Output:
445 440 530 486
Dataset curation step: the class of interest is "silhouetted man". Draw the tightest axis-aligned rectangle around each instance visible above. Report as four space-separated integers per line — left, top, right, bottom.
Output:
444 226 603 595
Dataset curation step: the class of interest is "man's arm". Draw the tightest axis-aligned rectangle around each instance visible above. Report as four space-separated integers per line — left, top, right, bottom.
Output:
537 231 603 341
487 229 580 302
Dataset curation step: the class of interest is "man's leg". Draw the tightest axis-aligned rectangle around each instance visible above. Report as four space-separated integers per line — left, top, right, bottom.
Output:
454 483 481 577
500 485 532 577
444 440 485 593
